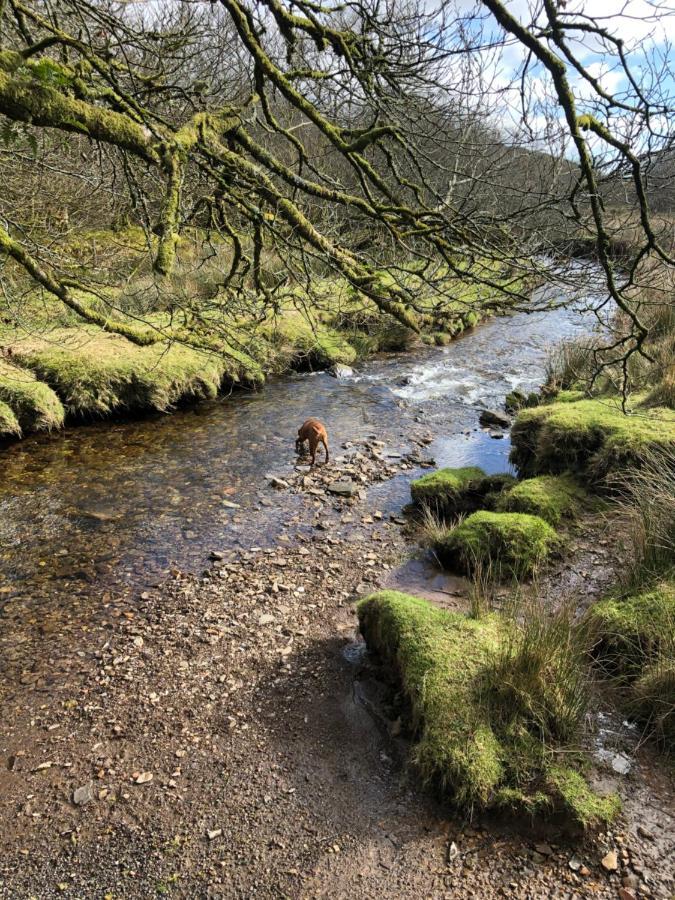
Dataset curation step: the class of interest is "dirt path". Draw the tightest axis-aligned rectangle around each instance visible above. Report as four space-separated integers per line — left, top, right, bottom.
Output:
1 445 673 899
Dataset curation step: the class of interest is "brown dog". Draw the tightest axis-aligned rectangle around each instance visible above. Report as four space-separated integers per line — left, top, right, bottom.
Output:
295 418 329 466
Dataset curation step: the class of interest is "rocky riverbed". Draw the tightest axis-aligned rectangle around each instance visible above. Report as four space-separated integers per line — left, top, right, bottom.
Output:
1 439 673 899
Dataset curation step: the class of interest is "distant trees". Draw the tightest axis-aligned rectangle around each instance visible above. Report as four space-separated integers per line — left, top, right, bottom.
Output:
0 0 673 381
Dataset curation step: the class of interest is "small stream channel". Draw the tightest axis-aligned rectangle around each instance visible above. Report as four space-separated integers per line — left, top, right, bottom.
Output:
0 270 602 625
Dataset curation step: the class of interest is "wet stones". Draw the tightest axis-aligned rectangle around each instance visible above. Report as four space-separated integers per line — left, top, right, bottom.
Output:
326 479 358 497
478 408 512 429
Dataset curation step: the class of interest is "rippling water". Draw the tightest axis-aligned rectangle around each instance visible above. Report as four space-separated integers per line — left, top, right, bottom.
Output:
0 271 603 617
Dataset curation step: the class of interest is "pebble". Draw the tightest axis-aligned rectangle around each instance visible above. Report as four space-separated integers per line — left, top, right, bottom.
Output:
601 850 619 872
133 771 153 784
207 829 222 841
73 782 94 806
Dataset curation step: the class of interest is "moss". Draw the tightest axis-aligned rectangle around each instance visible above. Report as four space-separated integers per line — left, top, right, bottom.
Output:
265 315 358 370
0 358 65 431
435 511 560 579
546 766 621 829
510 397 675 480
496 475 586 525
632 658 675 745
0 399 21 437
587 582 675 677
410 466 487 516
357 591 506 807
357 591 618 827
12 330 258 417
555 389 587 403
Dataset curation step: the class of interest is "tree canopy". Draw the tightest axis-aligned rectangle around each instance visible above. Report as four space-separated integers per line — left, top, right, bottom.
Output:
0 0 673 383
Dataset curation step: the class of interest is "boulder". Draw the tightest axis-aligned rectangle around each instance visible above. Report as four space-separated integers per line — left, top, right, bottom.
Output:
479 408 511 429
328 363 354 378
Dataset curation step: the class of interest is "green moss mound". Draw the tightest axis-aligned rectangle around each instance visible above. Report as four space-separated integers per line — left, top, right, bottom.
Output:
0 399 21 437
510 398 675 481
633 659 675 744
435 511 560 578
0 359 65 431
588 582 675 748
13 332 260 417
357 591 619 827
587 582 675 677
265 316 358 370
410 467 516 517
410 466 486 515
496 475 586 525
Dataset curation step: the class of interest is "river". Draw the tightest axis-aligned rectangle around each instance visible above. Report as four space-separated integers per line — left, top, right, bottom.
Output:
0 272 602 626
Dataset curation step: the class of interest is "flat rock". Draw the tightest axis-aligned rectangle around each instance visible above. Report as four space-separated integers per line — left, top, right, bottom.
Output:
327 479 357 497
73 782 95 806
479 408 511 429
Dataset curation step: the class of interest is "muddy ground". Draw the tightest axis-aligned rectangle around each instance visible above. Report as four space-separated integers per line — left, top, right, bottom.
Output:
1 442 673 899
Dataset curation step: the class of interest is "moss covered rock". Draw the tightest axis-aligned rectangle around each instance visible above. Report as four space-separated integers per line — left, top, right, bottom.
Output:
410 468 517 518
410 466 486 515
435 510 560 578
588 582 674 748
357 591 619 827
496 475 586 525
510 397 675 481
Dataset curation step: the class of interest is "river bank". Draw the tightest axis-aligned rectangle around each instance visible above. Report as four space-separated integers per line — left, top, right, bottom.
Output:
1 440 673 899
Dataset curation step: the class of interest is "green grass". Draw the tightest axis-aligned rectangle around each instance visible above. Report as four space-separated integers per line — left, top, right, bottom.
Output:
357 591 619 827
0 358 65 431
0 398 21 437
495 474 587 525
587 581 675 748
12 330 260 417
510 397 675 481
435 511 560 579
587 581 675 678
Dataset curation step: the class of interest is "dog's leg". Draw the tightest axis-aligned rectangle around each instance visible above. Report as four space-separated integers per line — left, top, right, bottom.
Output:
321 438 329 463
309 436 317 466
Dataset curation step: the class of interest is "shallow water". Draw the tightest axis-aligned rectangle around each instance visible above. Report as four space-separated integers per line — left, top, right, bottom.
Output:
0 274 601 619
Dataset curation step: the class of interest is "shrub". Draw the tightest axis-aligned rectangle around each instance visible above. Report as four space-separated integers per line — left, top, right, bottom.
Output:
357 591 619 827
435 511 560 579
496 474 586 525
611 448 675 583
632 657 675 745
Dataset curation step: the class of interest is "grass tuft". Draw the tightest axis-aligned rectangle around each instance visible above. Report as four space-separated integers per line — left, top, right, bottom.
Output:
0 398 21 437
